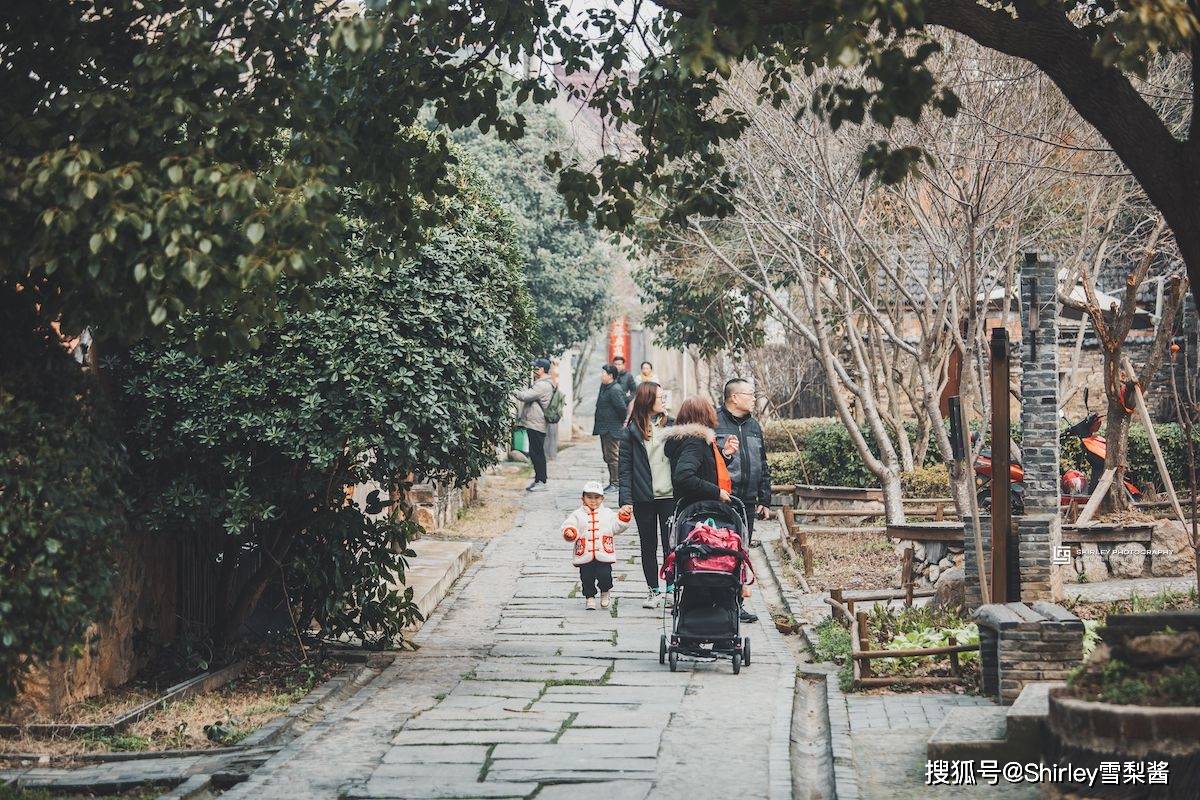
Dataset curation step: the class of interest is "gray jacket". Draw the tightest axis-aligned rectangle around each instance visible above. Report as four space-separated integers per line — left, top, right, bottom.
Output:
514 378 555 433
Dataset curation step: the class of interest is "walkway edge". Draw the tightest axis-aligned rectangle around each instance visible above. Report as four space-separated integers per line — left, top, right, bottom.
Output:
762 535 858 800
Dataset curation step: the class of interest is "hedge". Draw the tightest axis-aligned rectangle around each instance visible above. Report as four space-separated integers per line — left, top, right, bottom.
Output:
765 419 1200 492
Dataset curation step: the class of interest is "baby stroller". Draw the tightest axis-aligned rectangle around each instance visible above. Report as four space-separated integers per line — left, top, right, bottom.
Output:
658 497 753 674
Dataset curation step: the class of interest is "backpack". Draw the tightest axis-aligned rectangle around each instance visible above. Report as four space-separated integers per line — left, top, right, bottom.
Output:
542 386 565 424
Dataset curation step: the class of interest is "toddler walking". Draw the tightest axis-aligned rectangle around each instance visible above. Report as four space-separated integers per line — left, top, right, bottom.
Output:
562 481 630 610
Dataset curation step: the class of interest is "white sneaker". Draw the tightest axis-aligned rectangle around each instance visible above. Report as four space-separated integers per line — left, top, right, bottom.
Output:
586 597 597 611
641 591 660 609
599 592 610 609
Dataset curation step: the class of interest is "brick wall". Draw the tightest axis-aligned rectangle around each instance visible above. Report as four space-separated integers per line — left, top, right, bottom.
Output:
974 601 1084 704
1019 255 1061 513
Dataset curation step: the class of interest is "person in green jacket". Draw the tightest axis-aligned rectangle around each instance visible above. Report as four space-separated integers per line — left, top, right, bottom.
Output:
593 364 629 492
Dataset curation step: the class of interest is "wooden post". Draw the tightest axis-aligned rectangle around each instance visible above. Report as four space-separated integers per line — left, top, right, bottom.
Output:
1122 355 1188 526
990 328 1013 603
856 611 872 677
901 546 915 607
830 589 844 623
1076 469 1115 526
948 635 961 676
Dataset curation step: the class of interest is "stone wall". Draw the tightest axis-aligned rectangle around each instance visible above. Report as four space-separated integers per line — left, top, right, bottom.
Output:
975 601 1084 704
14 531 178 718
408 479 479 532
963 514 991 611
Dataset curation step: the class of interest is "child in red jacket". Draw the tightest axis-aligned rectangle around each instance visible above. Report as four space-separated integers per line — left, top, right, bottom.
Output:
562 481 631 610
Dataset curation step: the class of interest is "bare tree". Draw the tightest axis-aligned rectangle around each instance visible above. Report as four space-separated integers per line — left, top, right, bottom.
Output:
642 36 1174 521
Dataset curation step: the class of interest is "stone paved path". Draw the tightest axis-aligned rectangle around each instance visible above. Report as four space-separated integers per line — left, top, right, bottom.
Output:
842 693 1038 800
224 440 794 800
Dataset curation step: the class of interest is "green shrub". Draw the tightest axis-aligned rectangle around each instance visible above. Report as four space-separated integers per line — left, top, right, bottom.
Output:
120 157 533 648
901 465 951 498
762 417 840 451
811 617 853 663
765 417 1200 492
765 426 878 488
0 295 126 707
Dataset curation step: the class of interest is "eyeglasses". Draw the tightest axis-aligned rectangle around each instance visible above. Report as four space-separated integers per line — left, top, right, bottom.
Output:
732 391 755 398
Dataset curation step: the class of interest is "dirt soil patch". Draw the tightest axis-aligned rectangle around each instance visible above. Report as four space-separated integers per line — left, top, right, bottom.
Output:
799 529 897 592
434 464 529 541
0 641 342 758
1062 587 1199 621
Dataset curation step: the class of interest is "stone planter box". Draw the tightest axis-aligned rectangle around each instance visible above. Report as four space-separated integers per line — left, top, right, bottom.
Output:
1047 687 1200 798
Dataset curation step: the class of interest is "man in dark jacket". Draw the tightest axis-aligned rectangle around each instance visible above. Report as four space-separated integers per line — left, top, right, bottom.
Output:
593 365 628 491
611 356 636 401
715 378 772 547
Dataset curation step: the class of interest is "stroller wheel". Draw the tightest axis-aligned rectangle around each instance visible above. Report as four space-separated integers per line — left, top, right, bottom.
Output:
668 649 679 672
743 637 751 667
659 634 667 665
732 651 741 675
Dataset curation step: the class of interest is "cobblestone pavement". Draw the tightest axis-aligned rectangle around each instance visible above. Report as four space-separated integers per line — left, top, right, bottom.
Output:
842 693 1039 799
224 440 794 800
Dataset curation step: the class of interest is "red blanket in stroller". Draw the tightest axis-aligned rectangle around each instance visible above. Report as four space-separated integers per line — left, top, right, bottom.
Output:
661 522 754 583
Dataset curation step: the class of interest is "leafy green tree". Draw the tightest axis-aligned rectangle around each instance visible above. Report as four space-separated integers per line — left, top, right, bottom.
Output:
0 0 550 345
0 291 127 705
633 248 765 359
120 163 532 646
453 106 610 354
11 0 1200 334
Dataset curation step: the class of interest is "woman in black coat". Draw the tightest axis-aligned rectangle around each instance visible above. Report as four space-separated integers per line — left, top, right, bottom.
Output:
662 395 757 623
662 395 736 509
618 381 673 607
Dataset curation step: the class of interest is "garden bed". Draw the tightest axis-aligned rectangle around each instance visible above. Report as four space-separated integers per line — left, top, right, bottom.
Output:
810 604 981 694
801 528 897 591
0 641 342 758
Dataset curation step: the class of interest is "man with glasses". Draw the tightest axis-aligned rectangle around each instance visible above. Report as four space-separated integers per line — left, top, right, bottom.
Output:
715 378 773 623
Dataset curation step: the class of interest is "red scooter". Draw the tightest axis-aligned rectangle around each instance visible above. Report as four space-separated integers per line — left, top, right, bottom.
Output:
973 407 1140 512
1059 412 1141 503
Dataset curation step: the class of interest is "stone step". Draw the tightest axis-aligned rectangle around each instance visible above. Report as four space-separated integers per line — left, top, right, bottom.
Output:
926 706 1008 762
1005 680 1063 760
398 539 479 629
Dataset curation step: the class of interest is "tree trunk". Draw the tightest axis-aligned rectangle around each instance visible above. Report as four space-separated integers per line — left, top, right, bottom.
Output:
881 471 906 524
1101 393 1133 513
212 528 295 650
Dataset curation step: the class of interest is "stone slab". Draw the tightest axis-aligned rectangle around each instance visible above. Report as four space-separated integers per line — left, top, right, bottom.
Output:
402 539 478 631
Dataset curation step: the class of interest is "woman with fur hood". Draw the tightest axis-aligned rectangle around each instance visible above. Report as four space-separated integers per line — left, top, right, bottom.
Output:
662 396 739 509
663 395 758 623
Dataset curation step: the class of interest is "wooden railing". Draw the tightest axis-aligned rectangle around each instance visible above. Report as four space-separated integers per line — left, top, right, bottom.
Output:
823 595 979 689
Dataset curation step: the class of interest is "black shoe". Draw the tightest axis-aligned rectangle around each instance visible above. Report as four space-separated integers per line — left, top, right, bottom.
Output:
739 609 759 623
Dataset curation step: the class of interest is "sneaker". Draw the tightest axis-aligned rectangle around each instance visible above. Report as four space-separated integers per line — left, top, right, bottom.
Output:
739 608 759 624
527 481 548 493
664 586 674 608
599 592 610 609
641 591 660 609
586 597 597 611
603 483 617 493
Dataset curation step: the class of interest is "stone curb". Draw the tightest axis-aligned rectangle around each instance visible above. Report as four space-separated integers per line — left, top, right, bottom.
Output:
820 671 859 800
748 561 798 800
760 528 860 800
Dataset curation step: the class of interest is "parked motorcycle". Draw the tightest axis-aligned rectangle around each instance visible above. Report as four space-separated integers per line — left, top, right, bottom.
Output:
972 399 1140 513
1059 411 1141 503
